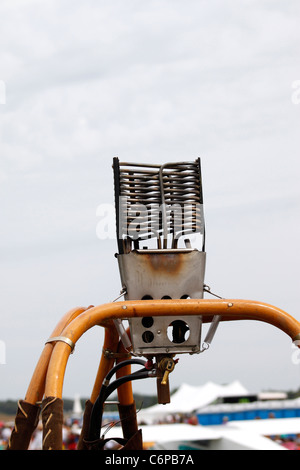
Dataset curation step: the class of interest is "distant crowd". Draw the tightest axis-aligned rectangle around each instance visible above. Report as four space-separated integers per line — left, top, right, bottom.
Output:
0 419 82 450
0 423 11 450
269 434 300 451
0 413 199 450
139 412 199 426
29 420 82 450
2 415 300 450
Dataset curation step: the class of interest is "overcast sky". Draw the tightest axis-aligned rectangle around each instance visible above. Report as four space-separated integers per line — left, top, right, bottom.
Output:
0 0 300 401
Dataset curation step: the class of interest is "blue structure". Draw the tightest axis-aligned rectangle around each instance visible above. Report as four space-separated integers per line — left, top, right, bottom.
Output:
197 401 300 425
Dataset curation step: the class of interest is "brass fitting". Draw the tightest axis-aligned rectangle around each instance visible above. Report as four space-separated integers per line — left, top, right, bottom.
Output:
158 357 176 385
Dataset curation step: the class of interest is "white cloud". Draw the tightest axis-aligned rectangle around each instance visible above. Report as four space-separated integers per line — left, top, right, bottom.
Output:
0 0 300 399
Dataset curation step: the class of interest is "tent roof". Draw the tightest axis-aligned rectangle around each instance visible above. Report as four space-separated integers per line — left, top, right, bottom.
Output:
138 380 249 421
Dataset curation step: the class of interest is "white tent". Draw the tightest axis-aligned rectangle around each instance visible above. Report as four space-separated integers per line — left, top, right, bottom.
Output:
104 421 285 450
72 394 83 416
138 380 249 424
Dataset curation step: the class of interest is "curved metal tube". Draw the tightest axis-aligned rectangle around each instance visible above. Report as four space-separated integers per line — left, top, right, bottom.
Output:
89 327 120 404
9 306 91 451
44 298 300 400
116 329 135 406
25 306 89 404
88 360 146 442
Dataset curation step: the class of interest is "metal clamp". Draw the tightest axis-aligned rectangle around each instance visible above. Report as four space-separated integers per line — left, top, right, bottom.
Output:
45 336 76 353
102 348 131 360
